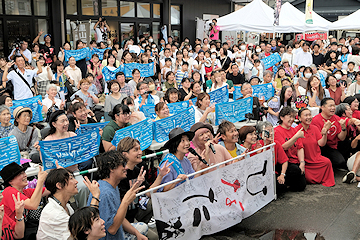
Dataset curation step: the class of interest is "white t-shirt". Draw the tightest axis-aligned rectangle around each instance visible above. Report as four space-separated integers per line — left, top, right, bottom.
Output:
95 27 108 43
43 97 62 109
7 68 37 100
8 48 32 63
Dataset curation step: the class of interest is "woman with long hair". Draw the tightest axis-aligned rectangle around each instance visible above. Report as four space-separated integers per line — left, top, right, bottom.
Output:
194 92 215 123
267 86 293 126
326 74 346 105
306 75 330 107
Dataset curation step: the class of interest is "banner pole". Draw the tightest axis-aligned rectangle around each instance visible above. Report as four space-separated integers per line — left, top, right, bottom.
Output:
272 145 277 200
136 143 276 197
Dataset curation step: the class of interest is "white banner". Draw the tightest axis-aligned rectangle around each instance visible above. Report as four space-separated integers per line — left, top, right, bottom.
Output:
151 149 275 240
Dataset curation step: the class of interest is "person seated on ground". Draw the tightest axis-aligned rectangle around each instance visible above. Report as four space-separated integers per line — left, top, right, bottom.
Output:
295 66 312 96
42 84 65 115
102 104 131 152
37 168 100 239
88 150 148 239
311 98 347 169
343 96 360 119
159 128 196 192
237 82 262 121
217 120 246 158
274 67 291 92
9 107 41 163
0 191 25 240
134 81 159 111
210 71 227 92
336 103 360 160
295 108 335 187
117 137 171 226
85 73 100 95
0 162 48 239
188 122 232 174
164 71 177 91
220 69 235 92
306 75 330 107
0 105 14 138
122 97 146 124
326 74 346 105
71 79 99 110
267 86 293 126
274 107 306 192
194 92 215 124
256 121 289 194
154 102 171 121
189 81 202 100
146 78 164 102
238 126 263 157
164 87 181 104
68 206 106 240
115 72 134 99
179 78 193 101
68 102 97 132
0 95 13 108
104 80 127 121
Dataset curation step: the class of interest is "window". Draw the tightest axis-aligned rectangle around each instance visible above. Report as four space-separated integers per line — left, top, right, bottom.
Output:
152 22 160 44
138 23 150 41
171 5 180 25
7 20 31 50
121 23 134 47
137 3 150 18
66 0 77 15
153 4 160 18
34 0 48 16
82 0 99 15
102 0 117 16
35 19 49 44
0 0 3 14
5 0 31 15
120 1 134 17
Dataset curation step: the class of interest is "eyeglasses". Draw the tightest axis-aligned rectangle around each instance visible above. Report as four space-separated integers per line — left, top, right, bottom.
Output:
118 112 131 117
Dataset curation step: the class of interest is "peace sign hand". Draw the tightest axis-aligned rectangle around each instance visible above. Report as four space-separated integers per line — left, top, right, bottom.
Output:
136 166 146 185
158 160 173 177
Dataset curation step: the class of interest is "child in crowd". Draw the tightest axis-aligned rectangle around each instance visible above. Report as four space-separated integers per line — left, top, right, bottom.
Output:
175 62 189 88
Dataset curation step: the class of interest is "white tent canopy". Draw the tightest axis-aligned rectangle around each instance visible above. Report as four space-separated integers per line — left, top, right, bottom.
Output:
217 0 274 33
331 9 360 30
216 0 331 33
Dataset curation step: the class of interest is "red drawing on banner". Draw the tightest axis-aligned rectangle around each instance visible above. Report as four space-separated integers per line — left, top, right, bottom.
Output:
221 179 241 192
239 201 244 211
226 198 237 207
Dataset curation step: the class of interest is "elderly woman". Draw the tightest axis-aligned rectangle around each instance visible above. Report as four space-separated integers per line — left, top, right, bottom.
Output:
42 84 65 114
154 102 171 121
0 105 14 138
71 79 99 110
296 108 335 187
274 107 306 192
187 122 232 175
164 88 181 104
194 92 215 124
9 107 40 163
0 95 13 107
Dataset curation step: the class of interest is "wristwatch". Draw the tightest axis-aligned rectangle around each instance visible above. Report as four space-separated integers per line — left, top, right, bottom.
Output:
281 173 286 177
15 216 24 222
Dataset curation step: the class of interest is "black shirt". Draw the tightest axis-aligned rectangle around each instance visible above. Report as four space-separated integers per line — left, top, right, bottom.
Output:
324 50 340 63
226 72 245 85
219 56 232 71
312 53 324 67
39 44 56 64
118 166 150 222
68 116 96 132
179 88 190 101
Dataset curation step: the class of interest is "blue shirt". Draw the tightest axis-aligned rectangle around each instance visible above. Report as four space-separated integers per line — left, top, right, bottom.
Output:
88 180 125 240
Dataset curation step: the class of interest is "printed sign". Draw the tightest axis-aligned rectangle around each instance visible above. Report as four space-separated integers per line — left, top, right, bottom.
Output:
140 101 190 120
261 53 281 70
215 97 253 125
191 86 229 105
64 47 91 62
76 121 110 135
111 118 153 150
11 95 44 123
295 95 309 109
153 107 195 143
39 129 100 170
151 149 275 240
91 47 111 60
102 62 155 81
233 83 274 101
0 136 21 171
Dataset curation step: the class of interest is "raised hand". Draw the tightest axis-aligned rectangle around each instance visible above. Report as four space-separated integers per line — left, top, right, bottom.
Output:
158 160 173 177
123 180 145 205
83 176 100 198
13 192 25 218
136 166 146 185
37 166 48 184
295 127 305 139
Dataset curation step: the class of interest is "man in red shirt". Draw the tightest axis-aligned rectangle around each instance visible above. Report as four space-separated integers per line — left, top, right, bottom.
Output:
311 97 347 169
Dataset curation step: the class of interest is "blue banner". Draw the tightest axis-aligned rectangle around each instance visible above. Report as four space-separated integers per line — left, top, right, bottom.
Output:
0 136 21 171
233 83 274 101
215 97 253 125
261 52 281 70
140 101 190 120
153 107 195 143
11 95 43 123
64 47 91 62
39 129 101 170
90 47 111 60
111 118 153 150
76 121 110 135
191 86 229 105
102 63 155 81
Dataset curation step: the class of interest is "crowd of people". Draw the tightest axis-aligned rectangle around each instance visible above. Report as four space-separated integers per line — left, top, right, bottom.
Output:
1 22 360 239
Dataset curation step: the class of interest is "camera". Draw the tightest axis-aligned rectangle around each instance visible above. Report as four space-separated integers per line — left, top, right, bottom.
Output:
12 39 23 56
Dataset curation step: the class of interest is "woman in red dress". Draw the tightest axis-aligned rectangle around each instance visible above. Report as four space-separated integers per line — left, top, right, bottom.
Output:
296 108 335 187
274 107 306 192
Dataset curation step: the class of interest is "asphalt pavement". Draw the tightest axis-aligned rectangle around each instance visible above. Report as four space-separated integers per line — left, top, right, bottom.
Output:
202 169 360 240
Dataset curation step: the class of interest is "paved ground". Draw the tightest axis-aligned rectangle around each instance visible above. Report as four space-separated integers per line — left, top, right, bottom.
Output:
202 169 360 240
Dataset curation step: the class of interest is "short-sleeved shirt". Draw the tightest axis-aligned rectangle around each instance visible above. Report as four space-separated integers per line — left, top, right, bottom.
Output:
7 68 37 100
39 44 56 64
0 124 15 139
327 87 342 105
68 116 97 132
226 72 245 85
306 89 330 106
352 110 360 120
71 90 97 109
119 83 134 96
311 113 341 149
1 214 16 240
101 120 130 143
274 125 303 164
210 25 220 40
88 180 125 240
